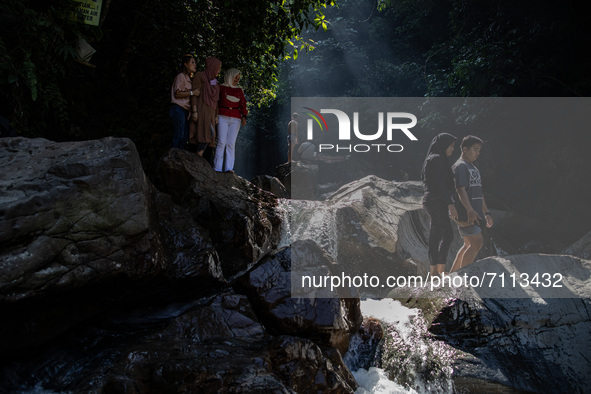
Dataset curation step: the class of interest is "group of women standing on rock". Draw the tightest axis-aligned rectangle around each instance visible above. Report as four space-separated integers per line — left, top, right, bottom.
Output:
169 55 248 173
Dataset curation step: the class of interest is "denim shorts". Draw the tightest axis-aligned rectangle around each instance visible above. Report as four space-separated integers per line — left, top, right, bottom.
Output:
457 224 482 238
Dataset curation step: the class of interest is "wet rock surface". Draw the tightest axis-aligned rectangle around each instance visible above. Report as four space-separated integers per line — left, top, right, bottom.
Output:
154 148 282 280
0 289 356 393
0 137 359 393
0 137 167 352
151 190 225 294
239 240 362 353
562 230 591 260
391 254 591 393
2 137 589 393
287 176 497 298
0 137 163 302
342 317 384 372
251 174 290 199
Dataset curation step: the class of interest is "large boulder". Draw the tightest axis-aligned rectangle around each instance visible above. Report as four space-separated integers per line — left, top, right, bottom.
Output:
562 229 591 260
0 137 163 301
239 240 363 354
0 137 362 393
391 253 591 393
0 138 272 354
286 175 497 297
154 148 282 280
0 137 170 352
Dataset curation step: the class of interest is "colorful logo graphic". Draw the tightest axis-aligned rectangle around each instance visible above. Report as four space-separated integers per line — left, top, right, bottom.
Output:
299 105 418 154
303 107 329 132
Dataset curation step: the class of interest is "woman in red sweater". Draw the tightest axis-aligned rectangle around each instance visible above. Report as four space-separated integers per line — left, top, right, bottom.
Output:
214 68 248 173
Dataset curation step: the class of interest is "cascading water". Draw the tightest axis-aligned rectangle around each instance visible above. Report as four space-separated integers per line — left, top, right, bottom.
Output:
277 199 458 393
348 299 457 394
277 198 339 257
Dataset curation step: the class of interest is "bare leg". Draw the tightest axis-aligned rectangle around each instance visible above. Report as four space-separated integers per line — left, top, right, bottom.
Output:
450 233 483 272
450 243 468 273
460 233 483 268
437 263 447 275
289 142 296 162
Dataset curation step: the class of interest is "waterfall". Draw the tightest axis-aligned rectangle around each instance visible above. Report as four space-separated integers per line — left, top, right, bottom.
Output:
278 198 458 393
347 299 457 394
277 198 339 257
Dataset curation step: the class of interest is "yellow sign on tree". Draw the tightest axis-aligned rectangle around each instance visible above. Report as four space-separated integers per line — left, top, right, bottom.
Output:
70 0 103 26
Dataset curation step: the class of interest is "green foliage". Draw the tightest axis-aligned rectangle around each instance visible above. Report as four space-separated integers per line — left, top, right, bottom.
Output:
279 0 589 99
0 0 90 136
0 0 337 140
42 80 69 128
111 0 337 107
378 0 590 97
21 53 38 101
2 0 587 175
279 0 434 97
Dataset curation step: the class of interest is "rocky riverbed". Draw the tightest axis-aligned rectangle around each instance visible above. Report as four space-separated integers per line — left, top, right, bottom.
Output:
1 137 589 393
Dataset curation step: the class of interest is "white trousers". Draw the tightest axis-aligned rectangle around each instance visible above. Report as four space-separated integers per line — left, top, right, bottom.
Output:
214 115 241 172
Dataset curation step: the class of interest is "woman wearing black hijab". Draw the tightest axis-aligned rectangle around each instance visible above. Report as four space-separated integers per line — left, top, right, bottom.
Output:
422 133 458 276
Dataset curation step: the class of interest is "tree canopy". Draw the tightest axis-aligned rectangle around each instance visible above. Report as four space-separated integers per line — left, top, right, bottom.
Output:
280 0 590 98
0 0 335 139
2 0 589 175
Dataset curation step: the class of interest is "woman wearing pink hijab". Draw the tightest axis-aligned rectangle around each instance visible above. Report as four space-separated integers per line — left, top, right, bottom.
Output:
189 57 222 156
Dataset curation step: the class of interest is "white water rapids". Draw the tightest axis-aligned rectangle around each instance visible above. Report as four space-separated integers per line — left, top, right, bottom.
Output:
278 199 457 393
353 299 455 394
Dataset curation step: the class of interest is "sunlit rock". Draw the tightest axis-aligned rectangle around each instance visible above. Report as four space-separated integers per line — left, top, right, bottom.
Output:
391 254 591 393
286 176 496 297
562 229 591 259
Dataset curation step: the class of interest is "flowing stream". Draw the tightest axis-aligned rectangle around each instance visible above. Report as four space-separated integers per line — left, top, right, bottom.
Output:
278 199 458 393
278 198 339 256
350 299 456 394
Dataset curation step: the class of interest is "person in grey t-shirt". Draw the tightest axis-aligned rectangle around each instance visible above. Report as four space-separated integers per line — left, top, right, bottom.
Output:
450 135 494 273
